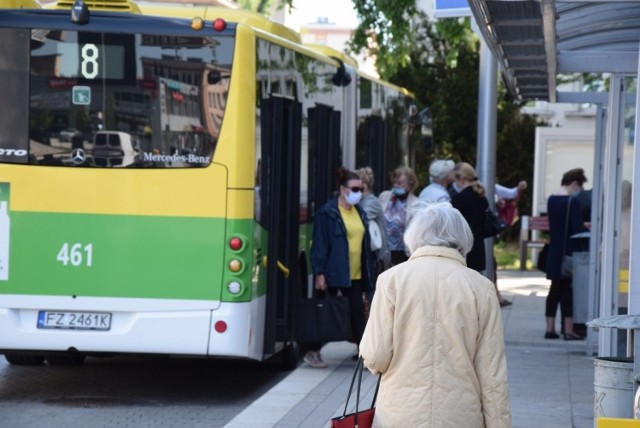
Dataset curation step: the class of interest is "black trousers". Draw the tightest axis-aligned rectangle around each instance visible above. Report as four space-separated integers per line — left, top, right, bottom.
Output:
545 277 573 319
307 280 366 352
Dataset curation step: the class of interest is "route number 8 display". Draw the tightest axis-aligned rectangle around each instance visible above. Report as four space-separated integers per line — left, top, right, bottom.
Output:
81 43 99 79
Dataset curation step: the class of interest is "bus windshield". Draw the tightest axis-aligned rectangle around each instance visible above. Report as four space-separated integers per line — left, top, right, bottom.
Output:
0 28 234 168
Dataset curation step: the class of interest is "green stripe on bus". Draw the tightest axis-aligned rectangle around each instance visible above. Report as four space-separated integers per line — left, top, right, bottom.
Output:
3 212 237 300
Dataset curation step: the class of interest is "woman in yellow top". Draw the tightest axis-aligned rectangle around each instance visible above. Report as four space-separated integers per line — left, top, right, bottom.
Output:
305 167 376 368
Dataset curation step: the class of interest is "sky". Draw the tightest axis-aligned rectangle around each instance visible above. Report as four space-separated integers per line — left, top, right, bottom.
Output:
286 0 359 29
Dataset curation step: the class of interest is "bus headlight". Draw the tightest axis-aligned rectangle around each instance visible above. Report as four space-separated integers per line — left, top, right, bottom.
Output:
228 281 242 295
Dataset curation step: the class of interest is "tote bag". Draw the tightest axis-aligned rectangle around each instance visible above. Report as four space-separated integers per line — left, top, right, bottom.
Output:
295 294 351 344
331 357 380 428
368 221 383 251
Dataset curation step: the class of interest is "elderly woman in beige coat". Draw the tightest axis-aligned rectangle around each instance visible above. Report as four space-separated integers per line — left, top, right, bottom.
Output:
360 202 511 427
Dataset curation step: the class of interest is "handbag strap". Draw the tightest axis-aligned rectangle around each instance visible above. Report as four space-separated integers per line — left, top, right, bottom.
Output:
341 357 382 423
341 357 361 417
371 366 381 407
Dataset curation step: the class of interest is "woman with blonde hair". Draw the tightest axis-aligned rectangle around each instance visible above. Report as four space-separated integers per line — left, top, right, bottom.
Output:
450 162 490 272
360 202 512 427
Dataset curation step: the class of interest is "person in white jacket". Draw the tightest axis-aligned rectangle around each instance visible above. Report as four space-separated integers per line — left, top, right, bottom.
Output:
360 202 512 427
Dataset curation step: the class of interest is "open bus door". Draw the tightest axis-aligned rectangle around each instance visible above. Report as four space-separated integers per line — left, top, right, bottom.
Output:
260 96 302 366
360 116 387 196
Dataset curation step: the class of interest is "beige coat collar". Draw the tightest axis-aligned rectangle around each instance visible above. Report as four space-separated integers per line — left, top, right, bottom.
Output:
408 245 467 266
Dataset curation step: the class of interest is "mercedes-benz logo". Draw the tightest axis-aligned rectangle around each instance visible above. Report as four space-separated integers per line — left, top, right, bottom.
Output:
71 148 86 165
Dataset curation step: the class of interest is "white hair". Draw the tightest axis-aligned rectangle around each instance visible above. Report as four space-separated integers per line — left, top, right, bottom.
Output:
403 201 474 257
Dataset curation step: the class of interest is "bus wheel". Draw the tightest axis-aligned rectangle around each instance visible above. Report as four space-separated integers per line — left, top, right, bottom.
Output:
279 342 300 371
4 354 46 365
46 354 86 366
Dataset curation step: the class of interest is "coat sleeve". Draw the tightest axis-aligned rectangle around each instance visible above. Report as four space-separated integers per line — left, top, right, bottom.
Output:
360 274 394 375
310 211 331 275
368 197 384 222
474 285 512 428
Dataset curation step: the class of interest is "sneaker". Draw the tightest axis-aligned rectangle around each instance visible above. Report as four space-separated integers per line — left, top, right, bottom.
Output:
304 351 327 368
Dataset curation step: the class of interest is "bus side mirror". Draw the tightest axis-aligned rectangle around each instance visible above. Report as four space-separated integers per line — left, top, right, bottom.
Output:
331 58 352 87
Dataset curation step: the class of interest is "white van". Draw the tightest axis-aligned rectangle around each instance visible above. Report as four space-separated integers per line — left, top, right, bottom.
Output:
92 131 141 167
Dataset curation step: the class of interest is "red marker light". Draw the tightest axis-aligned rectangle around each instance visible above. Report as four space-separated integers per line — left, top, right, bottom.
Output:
212 18 227 32
229 237 243 251
214 321 227 333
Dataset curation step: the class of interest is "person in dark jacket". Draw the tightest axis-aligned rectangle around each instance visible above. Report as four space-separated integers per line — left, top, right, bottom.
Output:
544 168 589 340
451 162 490 272
305 167 375 368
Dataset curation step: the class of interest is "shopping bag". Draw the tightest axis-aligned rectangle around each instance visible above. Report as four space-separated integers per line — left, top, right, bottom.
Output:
331 357 380 428
295 294 351 343
537 243 549 273
368 221 383 251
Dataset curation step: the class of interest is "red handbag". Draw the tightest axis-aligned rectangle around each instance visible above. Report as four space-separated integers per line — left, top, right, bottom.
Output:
331 357 381 428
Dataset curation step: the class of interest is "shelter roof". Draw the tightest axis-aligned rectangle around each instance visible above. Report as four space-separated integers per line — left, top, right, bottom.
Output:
467 0 640 102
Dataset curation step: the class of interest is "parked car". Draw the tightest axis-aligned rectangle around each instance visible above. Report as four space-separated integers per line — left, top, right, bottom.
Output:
92 131 142 167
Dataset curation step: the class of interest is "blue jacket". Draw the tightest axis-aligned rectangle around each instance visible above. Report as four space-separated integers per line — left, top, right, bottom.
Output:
310 197 375 291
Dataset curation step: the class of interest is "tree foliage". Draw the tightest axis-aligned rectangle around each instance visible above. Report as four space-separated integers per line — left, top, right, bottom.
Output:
348 0 418 78
388 14 541 219
389 15 479 184
239 0 272 14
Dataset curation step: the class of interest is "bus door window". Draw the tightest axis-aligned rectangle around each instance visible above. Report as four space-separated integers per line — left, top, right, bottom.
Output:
307 105 342 220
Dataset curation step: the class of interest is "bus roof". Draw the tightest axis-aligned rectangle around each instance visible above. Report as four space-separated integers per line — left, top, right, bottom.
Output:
303 44 358 68
46 0 142 13
45 0 301 44
357 69 413 97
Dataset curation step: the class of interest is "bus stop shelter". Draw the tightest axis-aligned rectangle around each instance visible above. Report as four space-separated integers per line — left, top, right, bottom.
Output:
466 0 640 390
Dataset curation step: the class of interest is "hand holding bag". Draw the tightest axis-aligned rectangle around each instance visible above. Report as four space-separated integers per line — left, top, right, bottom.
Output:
331 357 380 428
295 294 351 344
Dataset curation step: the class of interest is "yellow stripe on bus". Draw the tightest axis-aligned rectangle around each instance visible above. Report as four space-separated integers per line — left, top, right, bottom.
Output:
0 164 252 218
212 24 256 190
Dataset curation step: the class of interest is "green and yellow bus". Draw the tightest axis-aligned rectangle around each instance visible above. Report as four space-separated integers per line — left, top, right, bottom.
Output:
0 0 418 367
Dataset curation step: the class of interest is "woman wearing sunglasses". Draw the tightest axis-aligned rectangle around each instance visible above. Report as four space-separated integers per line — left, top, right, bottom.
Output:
305 167 376 368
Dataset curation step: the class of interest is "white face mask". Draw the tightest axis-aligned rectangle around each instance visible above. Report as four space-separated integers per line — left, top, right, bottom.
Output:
345 190 362 205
